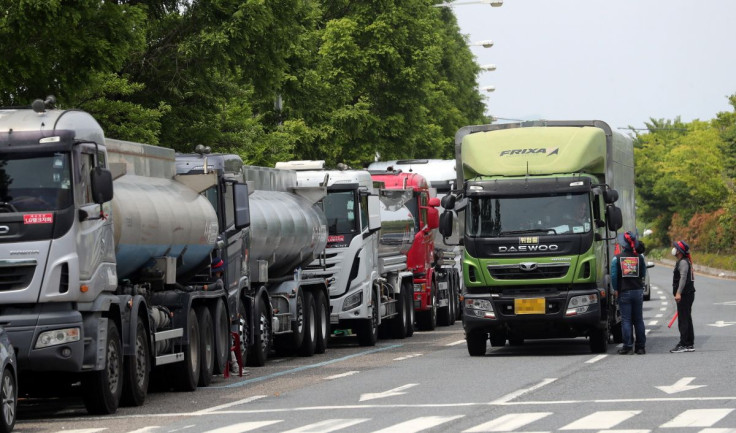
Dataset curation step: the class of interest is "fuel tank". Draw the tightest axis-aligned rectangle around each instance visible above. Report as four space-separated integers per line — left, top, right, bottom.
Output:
248 190 327 281
378 198 416 258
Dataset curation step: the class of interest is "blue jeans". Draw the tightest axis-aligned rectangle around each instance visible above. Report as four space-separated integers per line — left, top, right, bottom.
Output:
619 289 646 349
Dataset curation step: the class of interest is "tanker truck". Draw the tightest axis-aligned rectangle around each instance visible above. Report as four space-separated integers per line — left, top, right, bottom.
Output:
369 169 443 331
175 153 329 365
368 159 464 324
274 160 416 346
0 100 250 414
438 121 632 355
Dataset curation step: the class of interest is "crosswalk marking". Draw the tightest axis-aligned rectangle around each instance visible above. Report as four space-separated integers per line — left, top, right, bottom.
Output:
127 428 159 433
370 415 464 433
660 409 734 428
560 410 641 430
463 412 552 432
597 430 650 433
59 430 107 433
201 421 282 433
281 418 370 433
698 429 736 433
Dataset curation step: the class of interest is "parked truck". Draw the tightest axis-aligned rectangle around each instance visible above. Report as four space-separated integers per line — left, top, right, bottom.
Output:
274 160 416 346
368 169 444 330
368 159 464 323
176 153 329 365
438 121 632 354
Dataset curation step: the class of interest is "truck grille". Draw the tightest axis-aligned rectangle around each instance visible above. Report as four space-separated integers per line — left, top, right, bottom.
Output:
0 263 36 291
487 263 570 280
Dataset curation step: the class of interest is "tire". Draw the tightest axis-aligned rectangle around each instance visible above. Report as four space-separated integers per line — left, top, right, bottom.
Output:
447 283 456 326
121 320 150 407
454 274 463 321
212 298 229 375
299 291 318 356
390 282 409 339
314 290 329 354
466 329 488 356
247 296 271 366
644 285 651 301
82 319 123 414
236 298 249 369
508 335 524 346
489 332 506 347
417 281 437 331
405 281 415 338
437 279 452 327
589 326 609 354
173 308 200 391
196 306 215 387
611 320 623 344
358 289 378 346
0 367 16 433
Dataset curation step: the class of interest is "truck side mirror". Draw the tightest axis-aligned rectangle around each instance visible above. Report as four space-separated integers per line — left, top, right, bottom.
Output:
439 211 454 237
368 195 381 231
233 182 250 229
441 194 456 210
426 206 439 230
606 205 623 231
90 167 113 204
603 189 619 204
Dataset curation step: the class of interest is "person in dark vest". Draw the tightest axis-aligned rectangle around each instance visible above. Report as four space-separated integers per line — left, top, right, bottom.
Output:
611 231 647 355
670 240 696 353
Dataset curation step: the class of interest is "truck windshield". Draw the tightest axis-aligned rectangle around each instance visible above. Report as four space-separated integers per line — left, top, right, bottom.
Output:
322 190 359 235
0 152 73 212
466 193 591 237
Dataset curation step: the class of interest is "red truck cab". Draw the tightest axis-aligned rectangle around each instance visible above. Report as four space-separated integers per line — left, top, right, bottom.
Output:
370 170 441 330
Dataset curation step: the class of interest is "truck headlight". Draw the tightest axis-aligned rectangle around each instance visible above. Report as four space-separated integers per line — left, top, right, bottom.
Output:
36 327 81 348
342 291 363 312
566 294 598 316
465 298 495 319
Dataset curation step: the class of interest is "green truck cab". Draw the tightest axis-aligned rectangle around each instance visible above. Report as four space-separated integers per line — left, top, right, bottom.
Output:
439 121 634 355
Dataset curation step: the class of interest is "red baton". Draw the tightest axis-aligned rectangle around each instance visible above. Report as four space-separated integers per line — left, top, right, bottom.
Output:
668 311 678 328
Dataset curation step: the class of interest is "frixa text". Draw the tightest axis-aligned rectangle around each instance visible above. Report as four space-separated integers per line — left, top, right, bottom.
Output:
498 244 559 252
499 148 559 157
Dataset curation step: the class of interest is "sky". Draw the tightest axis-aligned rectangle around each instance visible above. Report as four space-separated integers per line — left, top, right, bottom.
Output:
449 0 736 130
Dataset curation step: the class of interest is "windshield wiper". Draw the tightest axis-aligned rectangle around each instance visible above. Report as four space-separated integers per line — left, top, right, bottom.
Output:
499 228 558 236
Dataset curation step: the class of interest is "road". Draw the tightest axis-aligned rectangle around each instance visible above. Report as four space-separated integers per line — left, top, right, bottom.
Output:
15 265 736 433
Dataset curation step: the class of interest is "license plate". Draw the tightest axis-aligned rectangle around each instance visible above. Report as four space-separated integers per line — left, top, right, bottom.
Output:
515 298 545 315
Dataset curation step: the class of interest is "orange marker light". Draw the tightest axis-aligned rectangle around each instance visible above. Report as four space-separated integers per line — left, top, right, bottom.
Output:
80 285 89 293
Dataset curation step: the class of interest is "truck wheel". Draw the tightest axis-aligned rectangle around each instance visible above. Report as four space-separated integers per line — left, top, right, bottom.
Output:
173 308 200 391
447 283 456 326
508 335 524 346
417 282 438 331
196 306 215 387
121 320 150 407
390 282 409 339
589 326 609 354
314 290 329 354
454 274 463 321
1 366 17 433
299 291 318 356
275 289 306 356
211 299 229 375
82 319 123 414
437 282 452 327
611 321 623 344
237 298 249 368
247 296 271 366
466 330 488 356
489 332 506 347
358 290 378 346
405 280 415 337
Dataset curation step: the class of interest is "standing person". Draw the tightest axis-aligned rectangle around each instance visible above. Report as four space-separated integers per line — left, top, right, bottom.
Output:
670 240 696 353
611 231 647 355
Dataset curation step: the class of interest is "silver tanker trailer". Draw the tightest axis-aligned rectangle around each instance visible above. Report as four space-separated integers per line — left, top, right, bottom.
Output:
175 152 329 366
275 161 416 346
0 100 250 415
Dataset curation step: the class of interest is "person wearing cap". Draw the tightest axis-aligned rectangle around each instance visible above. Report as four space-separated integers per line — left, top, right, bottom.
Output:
610 231 647 355
670 240 696 353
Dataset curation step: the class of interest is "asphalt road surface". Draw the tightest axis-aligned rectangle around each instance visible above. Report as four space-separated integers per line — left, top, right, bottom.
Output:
15 264 736 433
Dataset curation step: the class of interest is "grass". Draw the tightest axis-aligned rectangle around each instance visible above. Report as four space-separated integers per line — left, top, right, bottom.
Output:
648 248 736 272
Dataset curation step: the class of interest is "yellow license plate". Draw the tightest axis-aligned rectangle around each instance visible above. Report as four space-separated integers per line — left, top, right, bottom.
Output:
515 298 545 315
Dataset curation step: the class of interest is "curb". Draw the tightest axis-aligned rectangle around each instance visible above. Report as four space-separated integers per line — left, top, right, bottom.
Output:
653 258 736 280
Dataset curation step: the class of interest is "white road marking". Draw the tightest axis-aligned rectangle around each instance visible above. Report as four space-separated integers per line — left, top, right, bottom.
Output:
660 307 667 311
201 421 282 433
168 426 196 432
655 314 663 318
463 412 552 432
446 339 466 346
491 378 558 404
58 430 107 433
371 415 464 433
585 354 607 364
656 377 707 394
645 329 651 335
659 296 667 300
598 430 650 433
128 428 159 433
360 383 418 402
281 418 370 433
324 371 359 380
648 320 658 326
560 410 640 430
660 408 734 428
194 395 267 414
698 429 736 433
394 353 423 361
661 301 669 306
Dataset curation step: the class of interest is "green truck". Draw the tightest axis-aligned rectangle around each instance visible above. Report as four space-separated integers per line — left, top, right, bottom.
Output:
439 121 634 355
